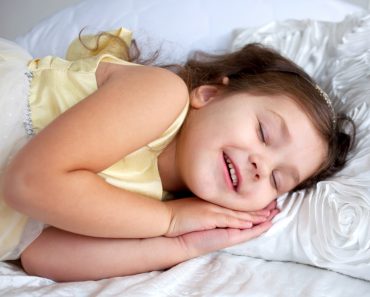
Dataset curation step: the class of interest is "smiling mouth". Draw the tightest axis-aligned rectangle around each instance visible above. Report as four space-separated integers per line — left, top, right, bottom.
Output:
223 153 239 190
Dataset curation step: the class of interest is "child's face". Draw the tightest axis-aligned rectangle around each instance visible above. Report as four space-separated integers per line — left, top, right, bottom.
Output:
176 86 327 211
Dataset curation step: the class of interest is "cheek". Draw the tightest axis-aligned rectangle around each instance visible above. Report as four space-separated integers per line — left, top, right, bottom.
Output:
239 186 277 211
188 160 221 197
256 193 278 211
177 148 216 193
254 196 276 211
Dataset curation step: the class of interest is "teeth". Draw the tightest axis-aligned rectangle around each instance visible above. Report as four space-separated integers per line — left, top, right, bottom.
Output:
224 154 238 187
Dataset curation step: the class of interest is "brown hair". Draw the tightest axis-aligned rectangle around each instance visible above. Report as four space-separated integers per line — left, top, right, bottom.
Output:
171 43 355 190
76 30 159 65
81 32 355 191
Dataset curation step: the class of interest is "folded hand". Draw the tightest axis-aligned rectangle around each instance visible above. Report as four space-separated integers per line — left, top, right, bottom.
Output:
164 198 279 237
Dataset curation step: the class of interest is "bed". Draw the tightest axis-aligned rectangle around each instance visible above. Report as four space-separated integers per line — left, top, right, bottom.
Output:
2 0 370 296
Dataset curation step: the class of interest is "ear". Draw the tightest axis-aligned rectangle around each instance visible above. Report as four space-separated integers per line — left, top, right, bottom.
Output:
190 85 221 109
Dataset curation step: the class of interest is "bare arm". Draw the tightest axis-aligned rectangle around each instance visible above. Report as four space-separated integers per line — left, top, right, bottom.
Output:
21 221 273 282
3 63 276 240
3 64 189 238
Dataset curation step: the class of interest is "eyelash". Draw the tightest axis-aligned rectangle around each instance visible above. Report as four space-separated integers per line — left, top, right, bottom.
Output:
258 122 266 143
258 121 279 191
272 171 278 191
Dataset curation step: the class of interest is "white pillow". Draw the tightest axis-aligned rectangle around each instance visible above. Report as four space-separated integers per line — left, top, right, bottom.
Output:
15 0 363 63
225 13 370 281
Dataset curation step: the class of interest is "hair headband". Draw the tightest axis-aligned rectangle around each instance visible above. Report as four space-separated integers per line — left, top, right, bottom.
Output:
267 68 337 128
314 84 336 128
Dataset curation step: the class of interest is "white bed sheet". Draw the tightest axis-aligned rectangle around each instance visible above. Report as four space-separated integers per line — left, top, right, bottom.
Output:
3 0 370 296
1 253 370 297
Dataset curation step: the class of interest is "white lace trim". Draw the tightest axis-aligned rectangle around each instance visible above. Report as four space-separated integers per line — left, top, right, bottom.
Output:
23 71 34 136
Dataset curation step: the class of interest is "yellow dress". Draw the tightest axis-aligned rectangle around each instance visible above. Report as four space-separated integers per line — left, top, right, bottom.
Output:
0 30 188 260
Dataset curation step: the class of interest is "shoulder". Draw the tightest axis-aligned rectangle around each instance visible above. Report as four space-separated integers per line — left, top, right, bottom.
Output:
90 63 189 152
97 63 189 137
99 62 189 111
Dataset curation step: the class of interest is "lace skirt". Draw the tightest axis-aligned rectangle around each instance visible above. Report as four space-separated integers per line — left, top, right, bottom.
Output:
0 38 44 261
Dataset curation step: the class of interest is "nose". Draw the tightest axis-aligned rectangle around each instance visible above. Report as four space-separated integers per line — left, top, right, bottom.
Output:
249 155 269 181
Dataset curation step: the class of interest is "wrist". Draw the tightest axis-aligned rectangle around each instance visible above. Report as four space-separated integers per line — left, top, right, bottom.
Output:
162 200 175 236
137 235 193 271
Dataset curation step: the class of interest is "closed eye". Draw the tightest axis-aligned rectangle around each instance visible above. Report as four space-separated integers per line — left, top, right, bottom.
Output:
258 122 266 143
258 120 278 190
272 170 278 191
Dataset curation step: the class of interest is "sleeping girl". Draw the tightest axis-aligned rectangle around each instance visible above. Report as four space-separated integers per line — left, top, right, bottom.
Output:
0 29 354 281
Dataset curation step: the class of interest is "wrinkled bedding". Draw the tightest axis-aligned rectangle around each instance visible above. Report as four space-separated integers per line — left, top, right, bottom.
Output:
1 253 370 297
226 13 370 282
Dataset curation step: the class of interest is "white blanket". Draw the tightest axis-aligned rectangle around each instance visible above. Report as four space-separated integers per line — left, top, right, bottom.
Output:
1 254 370 296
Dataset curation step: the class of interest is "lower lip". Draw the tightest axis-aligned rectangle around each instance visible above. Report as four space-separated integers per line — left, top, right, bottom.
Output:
222 153 235 191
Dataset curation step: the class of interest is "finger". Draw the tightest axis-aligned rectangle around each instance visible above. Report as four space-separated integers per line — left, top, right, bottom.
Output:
266 208 280 221
245 213 270 224
212 207 273 228
216 215 253 230
240 211 271 224
220 209 270 224
211 221 272 247
230 221 272 245
182 221 273 256
265 200 277 211
208 223 272 246
248 209 271 217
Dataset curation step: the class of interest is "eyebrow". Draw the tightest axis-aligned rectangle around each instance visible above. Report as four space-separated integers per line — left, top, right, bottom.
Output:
266 109 301 186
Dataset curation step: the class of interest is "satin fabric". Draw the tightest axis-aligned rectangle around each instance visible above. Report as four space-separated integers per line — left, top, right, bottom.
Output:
226 13 370 281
